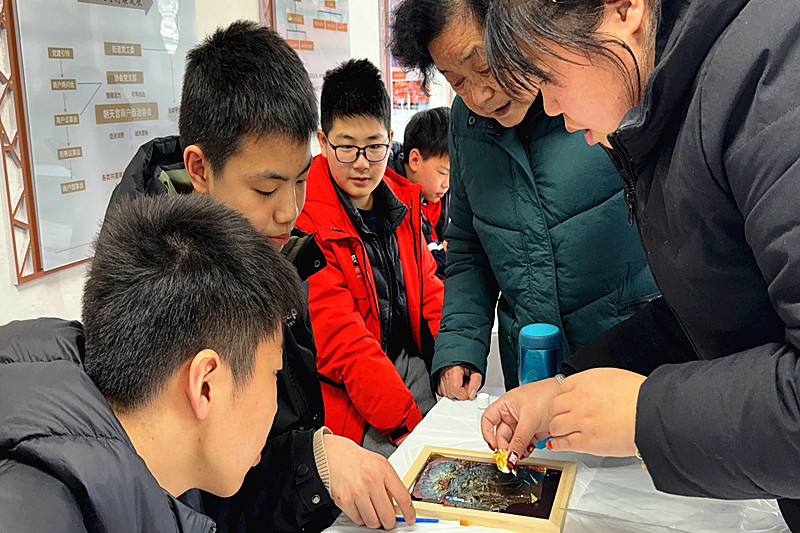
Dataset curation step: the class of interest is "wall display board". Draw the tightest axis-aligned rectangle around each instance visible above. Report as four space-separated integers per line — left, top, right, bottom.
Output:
269 0 350 96
7 0 195 275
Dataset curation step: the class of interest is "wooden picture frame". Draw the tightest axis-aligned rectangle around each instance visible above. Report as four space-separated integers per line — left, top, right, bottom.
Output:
399 446 577 532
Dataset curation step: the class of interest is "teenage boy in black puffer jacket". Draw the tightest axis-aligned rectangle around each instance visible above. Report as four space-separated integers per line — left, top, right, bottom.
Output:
0 195 303 532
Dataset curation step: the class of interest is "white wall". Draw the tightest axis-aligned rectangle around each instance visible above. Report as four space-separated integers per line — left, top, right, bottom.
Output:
194 0 260 39
348 0 382 66
0 214 86 324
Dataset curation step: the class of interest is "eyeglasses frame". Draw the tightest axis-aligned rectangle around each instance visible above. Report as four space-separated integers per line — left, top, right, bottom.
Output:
324 135 392 164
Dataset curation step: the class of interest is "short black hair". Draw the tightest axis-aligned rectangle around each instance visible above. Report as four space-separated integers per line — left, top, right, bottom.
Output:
83 195 304 413
320 59 390 136
179 20 317 173
390 0 489 94
403 106 450 161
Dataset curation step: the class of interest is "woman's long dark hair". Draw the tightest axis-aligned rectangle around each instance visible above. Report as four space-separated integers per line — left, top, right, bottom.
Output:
485 0 660 105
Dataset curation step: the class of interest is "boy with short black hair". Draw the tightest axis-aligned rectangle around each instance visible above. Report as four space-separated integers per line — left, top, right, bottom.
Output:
107 22 415 532
0 194 302 531
297 59 444 457
388 107 451 277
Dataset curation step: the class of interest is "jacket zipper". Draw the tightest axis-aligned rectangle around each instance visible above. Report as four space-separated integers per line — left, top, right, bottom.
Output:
284 247 315 428
357 235 385 349
604 139 703 358
412 195 424 339
603 143 637 226
357 240 380 323
376 234 394 354
617 292 661 315
286 350 312 427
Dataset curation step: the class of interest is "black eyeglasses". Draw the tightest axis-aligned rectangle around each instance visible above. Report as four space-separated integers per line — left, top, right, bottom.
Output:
325 136 391 164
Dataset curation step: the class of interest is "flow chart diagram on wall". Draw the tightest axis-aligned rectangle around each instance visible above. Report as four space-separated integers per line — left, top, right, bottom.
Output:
14 0 196 271
272 0 350 95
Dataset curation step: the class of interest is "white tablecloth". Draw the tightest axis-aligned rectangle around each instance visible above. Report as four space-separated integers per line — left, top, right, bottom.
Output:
324 396 789 533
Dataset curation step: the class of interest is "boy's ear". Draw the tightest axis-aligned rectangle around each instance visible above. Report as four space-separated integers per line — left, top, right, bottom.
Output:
604 0 645 40
185 348 224 421
408 148 423 172
389 129 394 144
316 130 328 157
184 144 211 194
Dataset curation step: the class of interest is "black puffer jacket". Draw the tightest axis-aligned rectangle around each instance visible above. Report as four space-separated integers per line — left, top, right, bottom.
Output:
0 318 216 533
597 0 800 516
108 137 339 532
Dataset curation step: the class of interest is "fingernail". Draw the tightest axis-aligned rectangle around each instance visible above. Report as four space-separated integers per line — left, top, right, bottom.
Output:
508 450 519 468
527 443 535 453
547 431 551 437
546 440 553 449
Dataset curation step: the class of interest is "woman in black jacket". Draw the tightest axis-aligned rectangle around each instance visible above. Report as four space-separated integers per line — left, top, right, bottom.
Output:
479 0 800 527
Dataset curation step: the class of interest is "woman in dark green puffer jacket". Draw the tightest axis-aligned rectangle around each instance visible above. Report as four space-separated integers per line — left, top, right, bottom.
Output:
390 0 659 396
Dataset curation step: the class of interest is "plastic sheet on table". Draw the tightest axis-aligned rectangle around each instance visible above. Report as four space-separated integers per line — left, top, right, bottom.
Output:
562 457 789 533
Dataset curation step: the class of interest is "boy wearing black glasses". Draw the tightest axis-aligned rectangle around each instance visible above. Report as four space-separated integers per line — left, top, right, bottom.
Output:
296 59 444 457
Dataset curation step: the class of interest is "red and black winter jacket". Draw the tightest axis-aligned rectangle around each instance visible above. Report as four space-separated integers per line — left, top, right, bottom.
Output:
296 155 444 445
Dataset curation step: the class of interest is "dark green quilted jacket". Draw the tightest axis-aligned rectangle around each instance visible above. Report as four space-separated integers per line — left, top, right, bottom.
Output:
433 96 658 391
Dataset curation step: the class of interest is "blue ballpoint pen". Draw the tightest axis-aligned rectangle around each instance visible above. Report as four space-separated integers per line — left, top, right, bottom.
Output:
396 516 439 523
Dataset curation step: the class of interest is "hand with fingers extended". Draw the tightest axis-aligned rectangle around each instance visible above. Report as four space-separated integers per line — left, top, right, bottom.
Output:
480 377 561 467
324 434 416 529
437 365 483 400
546 368 644 456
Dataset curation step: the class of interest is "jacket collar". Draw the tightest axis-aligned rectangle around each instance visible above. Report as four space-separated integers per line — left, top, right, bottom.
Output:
386 141 406 177
333 175 408 237
283 228 327 281
609 0 750 170
459 96 551 179
118 135 186 196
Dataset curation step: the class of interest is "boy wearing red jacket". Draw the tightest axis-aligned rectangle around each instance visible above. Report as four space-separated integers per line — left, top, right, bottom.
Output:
296 59 444 456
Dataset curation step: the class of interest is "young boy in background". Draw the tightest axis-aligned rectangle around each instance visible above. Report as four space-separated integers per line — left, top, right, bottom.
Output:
107 22 415 532
297 59 444 457
388 107 451 278
0 194 302 532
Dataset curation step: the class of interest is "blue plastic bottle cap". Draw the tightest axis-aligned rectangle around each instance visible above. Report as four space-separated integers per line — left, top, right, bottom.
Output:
519 323 561 350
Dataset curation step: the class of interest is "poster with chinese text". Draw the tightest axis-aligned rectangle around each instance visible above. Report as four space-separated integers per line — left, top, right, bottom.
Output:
15 0 196 270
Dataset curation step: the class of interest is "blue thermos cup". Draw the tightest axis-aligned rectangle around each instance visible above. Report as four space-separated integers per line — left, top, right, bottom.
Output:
518 323 563 385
